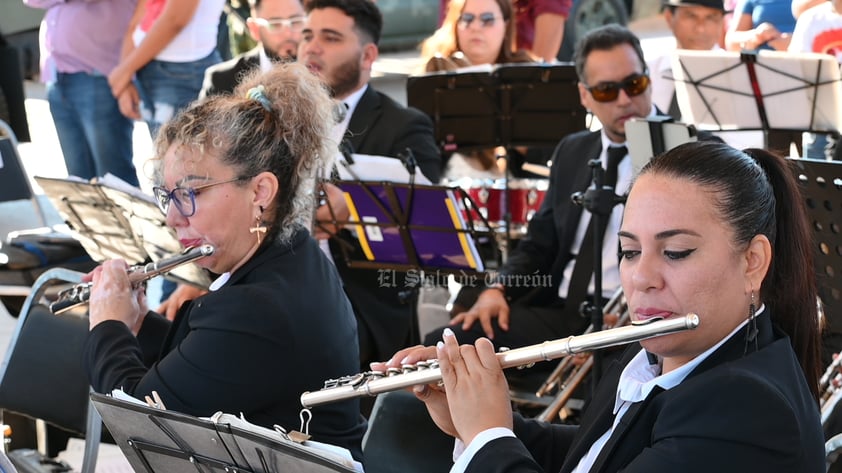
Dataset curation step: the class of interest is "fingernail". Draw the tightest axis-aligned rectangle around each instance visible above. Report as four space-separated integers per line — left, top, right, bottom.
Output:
443 327 454 338
436 341 444 350
400 356 411 365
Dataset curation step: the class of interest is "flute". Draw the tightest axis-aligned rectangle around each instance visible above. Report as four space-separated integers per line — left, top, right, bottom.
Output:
301 314 700 408
50 245 215 315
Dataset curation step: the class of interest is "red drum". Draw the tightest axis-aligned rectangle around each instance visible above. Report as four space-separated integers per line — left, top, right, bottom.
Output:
457 178 548 235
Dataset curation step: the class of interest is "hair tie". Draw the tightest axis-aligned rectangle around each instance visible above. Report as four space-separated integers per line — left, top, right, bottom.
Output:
245 84 273 112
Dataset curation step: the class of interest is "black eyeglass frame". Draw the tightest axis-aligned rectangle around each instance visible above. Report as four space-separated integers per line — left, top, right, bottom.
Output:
153 176 249 218
584 73 651 103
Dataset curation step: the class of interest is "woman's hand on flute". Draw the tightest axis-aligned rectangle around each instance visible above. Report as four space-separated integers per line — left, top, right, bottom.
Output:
437 329 513 446
87 260 148 334
372 343 459 438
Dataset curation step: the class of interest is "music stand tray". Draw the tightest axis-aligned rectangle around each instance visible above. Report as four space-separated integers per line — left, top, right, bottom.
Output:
321 181 493 274
672 50 842 134
90 393 360 473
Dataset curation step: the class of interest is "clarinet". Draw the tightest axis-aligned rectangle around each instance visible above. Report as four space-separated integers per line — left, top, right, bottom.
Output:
50 245 215 315
301 314 700 408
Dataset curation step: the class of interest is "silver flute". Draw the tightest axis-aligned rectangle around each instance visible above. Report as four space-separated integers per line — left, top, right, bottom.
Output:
301 314 700 408
50 245 215 315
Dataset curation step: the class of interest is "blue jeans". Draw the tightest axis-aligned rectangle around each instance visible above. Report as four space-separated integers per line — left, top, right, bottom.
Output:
135 51 221 138
804 132 831 160
46 73 138 185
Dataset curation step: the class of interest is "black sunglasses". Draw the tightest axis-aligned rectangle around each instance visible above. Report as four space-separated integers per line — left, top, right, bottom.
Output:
585 73 651 103
457 12 503 29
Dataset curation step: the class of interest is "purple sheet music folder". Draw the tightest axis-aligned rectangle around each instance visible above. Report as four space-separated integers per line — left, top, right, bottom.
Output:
336 182 484 272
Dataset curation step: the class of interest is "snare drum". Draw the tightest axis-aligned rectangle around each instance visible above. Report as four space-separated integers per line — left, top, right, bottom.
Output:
458 178 548 234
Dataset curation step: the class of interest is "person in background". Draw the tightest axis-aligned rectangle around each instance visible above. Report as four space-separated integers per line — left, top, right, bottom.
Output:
201 0 305 97
109 0 225 138
24 0 139 185
420 0 534 179
422 0 534 72
438 0 570 62
648 0 726 119
724 0 795 51
298 0 441 373
83 63 367 461
382 141 824 472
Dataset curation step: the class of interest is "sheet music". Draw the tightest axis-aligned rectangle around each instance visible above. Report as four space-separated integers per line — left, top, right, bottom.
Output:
207 412 364 472
337 153 432 185
672 49 842 131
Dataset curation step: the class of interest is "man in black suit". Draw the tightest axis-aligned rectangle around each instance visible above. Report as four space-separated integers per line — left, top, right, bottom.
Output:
424 25 658 355
200 0 305 98
299 0 442 370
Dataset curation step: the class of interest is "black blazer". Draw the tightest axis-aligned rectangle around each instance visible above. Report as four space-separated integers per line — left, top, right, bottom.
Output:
466 313 825 472
499 129 602 304
199 47 261 98
331 85 441 367
84 228 367 461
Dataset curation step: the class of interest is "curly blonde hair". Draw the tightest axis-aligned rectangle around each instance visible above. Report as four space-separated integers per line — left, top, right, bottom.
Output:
153 63 335 245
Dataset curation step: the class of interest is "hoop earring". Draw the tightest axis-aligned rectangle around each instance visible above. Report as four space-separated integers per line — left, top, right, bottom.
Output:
249 205 267 245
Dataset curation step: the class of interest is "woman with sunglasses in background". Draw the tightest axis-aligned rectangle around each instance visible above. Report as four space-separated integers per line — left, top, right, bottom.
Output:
81 64 367 462
422 25 667 382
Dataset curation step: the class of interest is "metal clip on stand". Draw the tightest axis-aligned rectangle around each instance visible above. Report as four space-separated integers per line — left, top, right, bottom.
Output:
571 159 625 393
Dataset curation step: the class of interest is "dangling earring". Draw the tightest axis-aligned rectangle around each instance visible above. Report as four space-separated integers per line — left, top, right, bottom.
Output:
744 290 759 354
249 205 267 245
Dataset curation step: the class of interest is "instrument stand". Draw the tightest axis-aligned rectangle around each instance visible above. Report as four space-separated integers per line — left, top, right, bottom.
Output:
572 161 625 391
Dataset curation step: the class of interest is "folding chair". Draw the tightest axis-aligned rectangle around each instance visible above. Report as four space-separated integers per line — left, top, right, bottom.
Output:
0 124 95 316
0 267 100 473
0 121 46 227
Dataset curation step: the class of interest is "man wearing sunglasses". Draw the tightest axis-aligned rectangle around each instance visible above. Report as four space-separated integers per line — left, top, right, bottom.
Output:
425 25 664 377
200 0 306 97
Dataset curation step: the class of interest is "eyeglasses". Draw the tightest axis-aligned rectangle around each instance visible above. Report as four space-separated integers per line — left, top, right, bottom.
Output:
585 73 651 103
252 16 306 33
457 12 503 29
153 177 247 218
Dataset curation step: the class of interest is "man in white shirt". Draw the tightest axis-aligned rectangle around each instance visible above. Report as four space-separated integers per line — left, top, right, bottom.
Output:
648 0 727 117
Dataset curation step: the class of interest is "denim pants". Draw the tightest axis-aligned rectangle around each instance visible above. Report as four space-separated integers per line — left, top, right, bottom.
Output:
135 51 221 139
46 72 138 185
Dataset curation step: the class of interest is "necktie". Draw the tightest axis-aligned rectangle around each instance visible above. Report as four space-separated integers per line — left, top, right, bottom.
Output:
563 145 627 320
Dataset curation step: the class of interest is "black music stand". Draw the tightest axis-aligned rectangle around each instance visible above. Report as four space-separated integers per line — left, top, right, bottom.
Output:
406 62 586 152
672 50 842 155
319 181 495 275
34 176 211 288
90 393 358 473
788 158 842 356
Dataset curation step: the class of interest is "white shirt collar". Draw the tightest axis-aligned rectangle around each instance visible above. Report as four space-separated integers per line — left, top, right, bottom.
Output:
613 305 767 414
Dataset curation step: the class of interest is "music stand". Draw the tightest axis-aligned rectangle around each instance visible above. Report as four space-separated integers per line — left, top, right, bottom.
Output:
34 176 211 288
90 393 359 473
788 158 842 346
672 50 842 154
321 181 494 275
406 63 586 152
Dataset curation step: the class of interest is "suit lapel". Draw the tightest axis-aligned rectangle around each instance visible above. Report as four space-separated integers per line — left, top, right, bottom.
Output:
346 86 381 153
